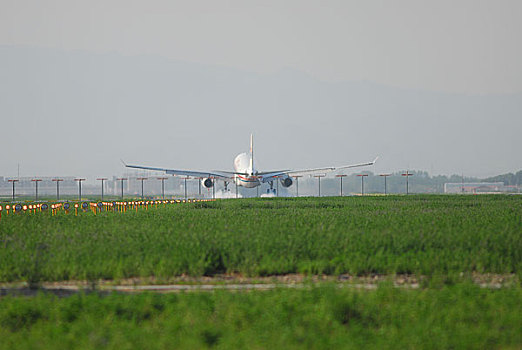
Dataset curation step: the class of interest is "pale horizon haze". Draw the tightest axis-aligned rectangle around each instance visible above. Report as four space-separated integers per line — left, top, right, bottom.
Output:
1 0 521 181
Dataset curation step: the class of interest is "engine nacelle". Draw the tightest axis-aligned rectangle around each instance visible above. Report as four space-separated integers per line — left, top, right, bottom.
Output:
279 176 293 188
202 178 214 188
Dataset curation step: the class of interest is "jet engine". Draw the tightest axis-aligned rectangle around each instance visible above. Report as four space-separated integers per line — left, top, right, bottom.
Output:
202 178 214 188
279 176 293 188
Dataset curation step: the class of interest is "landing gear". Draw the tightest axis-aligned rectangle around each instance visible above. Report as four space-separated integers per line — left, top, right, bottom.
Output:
267 181 276 194
224 181 230 192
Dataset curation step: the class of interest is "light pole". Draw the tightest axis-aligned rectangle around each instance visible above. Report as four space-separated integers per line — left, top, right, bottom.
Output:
8 179 18 201
314 175 325 197
32 179 42 201
157 177 168 199
276 176 279 197
357 174 368 196
212 177 215 199
379 174 391 195
74 178 85 201
117 178 127 199
183 177 189 200
137 177 147 200
293 175 302 197
97 178 107 200
401 171 413 195
52 179 63 201
335 174 347 196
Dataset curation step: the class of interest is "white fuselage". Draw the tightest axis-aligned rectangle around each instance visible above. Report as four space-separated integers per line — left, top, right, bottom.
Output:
233 153 260 188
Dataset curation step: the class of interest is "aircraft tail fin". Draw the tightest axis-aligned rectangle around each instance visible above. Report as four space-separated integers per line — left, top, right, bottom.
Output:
249 133 254 175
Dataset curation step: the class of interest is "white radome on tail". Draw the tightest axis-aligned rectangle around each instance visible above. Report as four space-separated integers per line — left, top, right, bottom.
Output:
124 134 378 193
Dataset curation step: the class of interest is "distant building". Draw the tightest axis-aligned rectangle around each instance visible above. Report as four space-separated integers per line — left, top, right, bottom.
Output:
444 182 510 194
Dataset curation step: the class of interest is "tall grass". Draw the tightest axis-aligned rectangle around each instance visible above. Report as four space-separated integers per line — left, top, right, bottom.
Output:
0 195 521 282
0 284 520 349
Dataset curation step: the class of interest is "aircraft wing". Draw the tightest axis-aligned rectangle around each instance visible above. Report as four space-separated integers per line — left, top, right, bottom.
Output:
123 162 235 181
257 157 378 182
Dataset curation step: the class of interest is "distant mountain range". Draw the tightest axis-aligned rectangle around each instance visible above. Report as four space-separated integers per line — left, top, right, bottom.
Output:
0 45 520 178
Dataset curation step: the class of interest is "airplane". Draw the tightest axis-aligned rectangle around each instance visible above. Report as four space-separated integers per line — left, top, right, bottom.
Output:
123 134 378 194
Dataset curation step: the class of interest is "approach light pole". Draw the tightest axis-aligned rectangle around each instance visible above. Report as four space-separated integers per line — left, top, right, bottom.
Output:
379 174 391 195
401 171 413 195
32 179 42 201
137 177 147 200
97 178 107 200
293 175 302 197
183 177 189 200
157 177 168 199
117 178 127 199
314 175 325 197
197 177 202 196
74 178 85 201
357 174 368 196
336 174 347 196
52 179 63 201
8 179 18 201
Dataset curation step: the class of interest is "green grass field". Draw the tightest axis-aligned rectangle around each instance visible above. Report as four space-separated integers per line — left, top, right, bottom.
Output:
1 195 521 349
1 284 521 350
0 195 521 282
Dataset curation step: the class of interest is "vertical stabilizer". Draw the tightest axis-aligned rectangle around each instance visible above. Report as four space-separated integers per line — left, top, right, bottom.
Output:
249 134 254 175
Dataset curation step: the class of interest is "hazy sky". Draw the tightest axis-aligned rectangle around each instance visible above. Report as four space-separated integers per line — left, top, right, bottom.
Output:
2 0 521 94
0 1 521 180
